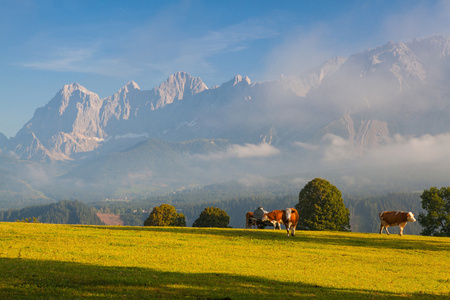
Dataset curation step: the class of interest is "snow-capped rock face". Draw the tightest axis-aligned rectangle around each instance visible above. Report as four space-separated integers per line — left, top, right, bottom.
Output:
12 83 105 160
408 35 450 92
11 72 208 161
7 35 450 161
152 71 207 108
361 41 426 85
278 56 347 97
409 35 450 61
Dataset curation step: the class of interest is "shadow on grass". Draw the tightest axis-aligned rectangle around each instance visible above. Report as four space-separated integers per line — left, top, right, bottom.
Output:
86 225 449 252
0 257 445 299
298 232 450 252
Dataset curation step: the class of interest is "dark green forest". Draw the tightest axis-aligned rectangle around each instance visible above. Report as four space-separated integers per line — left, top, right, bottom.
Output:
0 200 104 225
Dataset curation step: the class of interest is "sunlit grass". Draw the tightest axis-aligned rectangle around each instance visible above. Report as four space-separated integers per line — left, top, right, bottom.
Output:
0 222 449 299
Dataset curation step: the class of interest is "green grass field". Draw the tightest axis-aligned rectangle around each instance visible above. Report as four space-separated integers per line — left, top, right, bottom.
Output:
0 222 449 299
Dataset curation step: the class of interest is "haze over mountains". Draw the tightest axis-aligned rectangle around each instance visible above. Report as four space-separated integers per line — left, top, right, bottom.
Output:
2 35 450 208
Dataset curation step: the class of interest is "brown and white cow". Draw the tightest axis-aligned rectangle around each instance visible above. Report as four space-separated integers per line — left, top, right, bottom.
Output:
245 212 257 229
379 211 416 236
262 210 284 229
282 208 299 237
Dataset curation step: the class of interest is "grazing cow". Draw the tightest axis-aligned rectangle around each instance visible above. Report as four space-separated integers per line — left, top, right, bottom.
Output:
262 210 283 229
379 211 416 236
253 207 271 229
282 208 299 237
245 212 257 229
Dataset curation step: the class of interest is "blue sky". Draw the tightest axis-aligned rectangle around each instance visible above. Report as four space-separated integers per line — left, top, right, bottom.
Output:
1 0 450 137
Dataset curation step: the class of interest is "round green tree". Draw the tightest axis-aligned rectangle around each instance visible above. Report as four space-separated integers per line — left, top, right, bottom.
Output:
144 204 186 227
192 207 230 228
296 178 350 231
418 187 450 236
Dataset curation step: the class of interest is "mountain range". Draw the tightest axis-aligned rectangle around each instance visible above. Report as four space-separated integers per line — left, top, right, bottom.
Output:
2 35 450 207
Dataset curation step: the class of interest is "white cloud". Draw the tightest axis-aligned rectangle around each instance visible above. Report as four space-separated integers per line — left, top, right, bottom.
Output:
316 133 450 168
293 141 319 151
139 17 279 81
115 133 149 140
18 13 278 85
364 133 450 166
196 142 280 160
237 174 276 187
319 134 355 165
21 47 95 71
263 1 450 80
184 18 278 57
264 24 335 78
19 45 141 78
290 177 308 186
381 0 450 42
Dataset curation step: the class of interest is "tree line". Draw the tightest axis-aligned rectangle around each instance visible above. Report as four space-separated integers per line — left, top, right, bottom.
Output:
2 178 447 236
112 191 422 233
139 178 450 237
0 200 104 225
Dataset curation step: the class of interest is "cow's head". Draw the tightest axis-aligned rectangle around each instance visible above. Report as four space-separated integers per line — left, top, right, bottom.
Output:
407 212 416 222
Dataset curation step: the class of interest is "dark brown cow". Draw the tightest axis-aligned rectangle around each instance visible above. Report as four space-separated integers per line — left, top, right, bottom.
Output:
262 210 283 229
282 208 299 237
379 211 416 236
245 212 257 229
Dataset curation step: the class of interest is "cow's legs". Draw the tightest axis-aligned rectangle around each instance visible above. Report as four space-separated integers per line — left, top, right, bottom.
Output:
286 223 292 237
380 224 390 234
291 226 295 237
271 221 277 229
399 223 406 236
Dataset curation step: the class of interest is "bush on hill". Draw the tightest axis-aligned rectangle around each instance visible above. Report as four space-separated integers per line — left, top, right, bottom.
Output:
192 207 230 228
144 204 186 226
297 178 351 231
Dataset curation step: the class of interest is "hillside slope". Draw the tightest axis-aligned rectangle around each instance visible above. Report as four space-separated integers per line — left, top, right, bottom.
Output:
0 223 448 299
0 200 104 225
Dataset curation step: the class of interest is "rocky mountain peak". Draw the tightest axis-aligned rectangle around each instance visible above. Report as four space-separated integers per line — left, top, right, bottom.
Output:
233 75 251 86
277 57 346 97
49 83 100 117
409 35 450 58
59 83 93 98
124 81 140 91
221 75 252 89
344 40 426 85
116 81 141 96
152 72 207 107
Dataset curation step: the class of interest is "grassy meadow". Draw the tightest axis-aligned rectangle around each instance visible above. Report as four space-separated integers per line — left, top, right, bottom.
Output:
0 222 449 299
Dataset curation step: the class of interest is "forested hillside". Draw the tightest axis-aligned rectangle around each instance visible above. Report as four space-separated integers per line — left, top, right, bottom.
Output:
0 200 104 225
